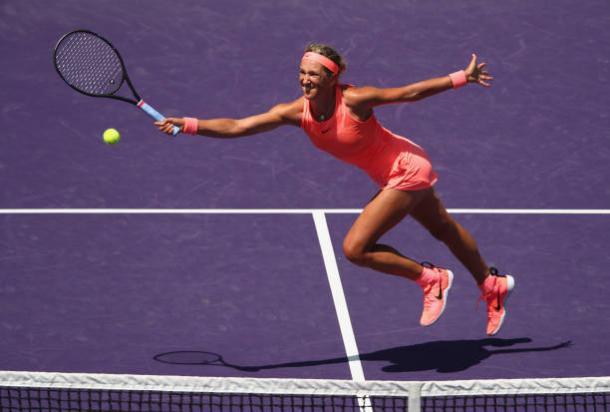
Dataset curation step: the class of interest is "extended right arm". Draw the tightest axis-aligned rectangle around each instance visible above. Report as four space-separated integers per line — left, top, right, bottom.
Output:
155 98 303 138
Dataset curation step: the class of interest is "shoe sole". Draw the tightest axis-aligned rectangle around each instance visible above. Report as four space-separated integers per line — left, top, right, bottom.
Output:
488 275 515 336
422 270 454 327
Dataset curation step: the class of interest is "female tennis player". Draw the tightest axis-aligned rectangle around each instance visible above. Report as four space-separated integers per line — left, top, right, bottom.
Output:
155 44 514 336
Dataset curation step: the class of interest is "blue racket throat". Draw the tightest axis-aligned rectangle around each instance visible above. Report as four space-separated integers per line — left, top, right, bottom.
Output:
137 100 180 136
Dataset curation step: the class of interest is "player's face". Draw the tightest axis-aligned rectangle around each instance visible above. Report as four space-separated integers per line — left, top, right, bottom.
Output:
299 60 335 100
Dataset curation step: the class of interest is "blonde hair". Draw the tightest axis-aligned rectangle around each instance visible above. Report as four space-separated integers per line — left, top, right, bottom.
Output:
304 43 346 76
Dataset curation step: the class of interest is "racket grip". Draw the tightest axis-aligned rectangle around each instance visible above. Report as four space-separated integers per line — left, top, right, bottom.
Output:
137 100 180 136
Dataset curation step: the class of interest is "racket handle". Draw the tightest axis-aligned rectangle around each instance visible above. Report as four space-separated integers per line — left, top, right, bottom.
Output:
137 100 180 136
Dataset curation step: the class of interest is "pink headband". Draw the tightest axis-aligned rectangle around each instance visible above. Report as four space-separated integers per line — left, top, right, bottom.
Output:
302 52 339 75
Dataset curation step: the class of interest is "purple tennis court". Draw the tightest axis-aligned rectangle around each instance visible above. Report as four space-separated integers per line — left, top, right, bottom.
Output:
1 0 609 410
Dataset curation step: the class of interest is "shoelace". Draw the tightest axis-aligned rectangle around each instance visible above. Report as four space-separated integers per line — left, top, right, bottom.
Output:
478 267 504 312
423 283 439 309
420 261 443 309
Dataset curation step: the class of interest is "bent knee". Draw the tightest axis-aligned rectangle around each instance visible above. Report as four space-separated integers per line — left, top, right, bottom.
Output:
342 240 369 266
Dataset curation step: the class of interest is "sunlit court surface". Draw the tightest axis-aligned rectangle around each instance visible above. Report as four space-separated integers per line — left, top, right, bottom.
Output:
1 0 609 411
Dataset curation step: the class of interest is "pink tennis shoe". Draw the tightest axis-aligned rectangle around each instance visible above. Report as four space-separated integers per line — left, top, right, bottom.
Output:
479 268 515 336
416 262 454 326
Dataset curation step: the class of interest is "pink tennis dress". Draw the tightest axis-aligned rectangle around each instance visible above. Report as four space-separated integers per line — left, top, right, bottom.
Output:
300 85 438 191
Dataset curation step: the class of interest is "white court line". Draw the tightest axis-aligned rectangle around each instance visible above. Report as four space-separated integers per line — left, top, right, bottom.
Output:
312 210 365 383
0 208 609 214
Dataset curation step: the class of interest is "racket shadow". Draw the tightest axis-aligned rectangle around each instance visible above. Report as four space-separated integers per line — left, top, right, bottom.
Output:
153 338 571 373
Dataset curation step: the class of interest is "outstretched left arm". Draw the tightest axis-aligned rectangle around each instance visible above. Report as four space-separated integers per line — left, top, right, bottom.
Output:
345 54 493 109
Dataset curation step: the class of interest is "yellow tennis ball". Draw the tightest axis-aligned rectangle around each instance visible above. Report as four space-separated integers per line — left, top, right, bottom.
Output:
103 128 121 145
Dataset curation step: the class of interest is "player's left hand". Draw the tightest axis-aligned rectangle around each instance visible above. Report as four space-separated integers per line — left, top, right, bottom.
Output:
465 54 494 87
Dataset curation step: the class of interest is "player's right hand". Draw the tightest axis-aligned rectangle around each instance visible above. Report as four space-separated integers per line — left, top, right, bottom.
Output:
155 117 184 135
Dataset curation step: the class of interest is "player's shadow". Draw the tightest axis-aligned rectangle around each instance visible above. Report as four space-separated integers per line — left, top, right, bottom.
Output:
154 337 571 373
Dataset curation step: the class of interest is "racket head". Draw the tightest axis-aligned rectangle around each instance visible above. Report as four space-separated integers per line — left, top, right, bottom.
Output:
153 351 223 365
53 30 135 102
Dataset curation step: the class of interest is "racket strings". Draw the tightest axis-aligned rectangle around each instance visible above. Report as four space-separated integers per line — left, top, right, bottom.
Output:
55 32 124 96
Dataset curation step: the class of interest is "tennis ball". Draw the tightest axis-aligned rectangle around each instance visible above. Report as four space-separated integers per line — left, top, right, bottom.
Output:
103 128 121 145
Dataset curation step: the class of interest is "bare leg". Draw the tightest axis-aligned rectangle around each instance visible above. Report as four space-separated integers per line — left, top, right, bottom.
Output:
342 188 430 280
411 189 488 284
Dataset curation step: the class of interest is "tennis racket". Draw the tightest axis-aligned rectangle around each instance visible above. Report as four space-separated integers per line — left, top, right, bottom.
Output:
53 29 180 136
